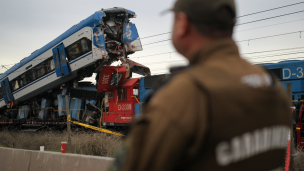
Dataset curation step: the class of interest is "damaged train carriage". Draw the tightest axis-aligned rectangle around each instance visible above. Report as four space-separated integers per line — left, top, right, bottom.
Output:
0 7 149 131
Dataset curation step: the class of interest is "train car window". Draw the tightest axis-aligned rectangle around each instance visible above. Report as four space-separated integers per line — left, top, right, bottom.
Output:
28 69 37 82
118 89 126 100
66 38 92 61
35 63 46 78
60 51 66 64
46 58 55 73
0 87 3 99
54 54 59 67
133 86 138 97
11 80 19 91
81 39 89 52
108 92 113 99
19 74 28 87
66 43 80 61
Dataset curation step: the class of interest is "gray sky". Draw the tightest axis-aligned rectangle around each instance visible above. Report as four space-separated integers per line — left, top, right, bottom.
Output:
1 0 304 81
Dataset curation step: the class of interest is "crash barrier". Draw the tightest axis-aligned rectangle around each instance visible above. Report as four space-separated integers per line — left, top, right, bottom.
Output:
0 147 114 171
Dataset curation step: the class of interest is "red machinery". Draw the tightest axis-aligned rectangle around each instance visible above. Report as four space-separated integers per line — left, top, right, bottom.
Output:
97 65 141 127
295 104 304 147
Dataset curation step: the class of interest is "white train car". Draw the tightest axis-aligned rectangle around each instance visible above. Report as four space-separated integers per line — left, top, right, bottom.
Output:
0 7 143 110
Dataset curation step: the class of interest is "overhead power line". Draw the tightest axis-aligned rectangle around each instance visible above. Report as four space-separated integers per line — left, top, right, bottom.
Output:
142 39 172 46
131 45 304 60
236 18 304 33
141 29 304 47
141 32 171 40
140 2 304 40
237 2 304 18
236 10 304 26
237 30 304 43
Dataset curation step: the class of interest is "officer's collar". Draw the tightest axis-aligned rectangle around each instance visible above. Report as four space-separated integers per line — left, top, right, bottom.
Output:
189 38 240 65
169 65 192 74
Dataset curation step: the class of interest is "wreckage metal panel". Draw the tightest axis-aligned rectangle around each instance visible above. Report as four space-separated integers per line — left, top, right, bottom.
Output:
123 22 142 53
85 100 97 112
57 94 70 117
0 11 105 82
38 99 51 119
72 86 97 91
127 10 136 17
123 22 139 44
93 27 106 53
120 78 139 88
17 105 30 119
70 98 82 120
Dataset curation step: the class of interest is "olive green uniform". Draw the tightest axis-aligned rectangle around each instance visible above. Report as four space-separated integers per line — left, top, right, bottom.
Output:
109 39 291 171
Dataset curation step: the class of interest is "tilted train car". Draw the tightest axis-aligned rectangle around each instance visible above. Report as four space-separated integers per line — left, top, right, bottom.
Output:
0 7 150 131
261 60 304 147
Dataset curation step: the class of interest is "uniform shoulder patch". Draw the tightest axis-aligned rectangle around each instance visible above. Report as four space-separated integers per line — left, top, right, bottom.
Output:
241 73 272 88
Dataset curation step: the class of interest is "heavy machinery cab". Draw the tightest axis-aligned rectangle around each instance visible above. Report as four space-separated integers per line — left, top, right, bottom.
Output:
97 65 141 126
103 78 140 126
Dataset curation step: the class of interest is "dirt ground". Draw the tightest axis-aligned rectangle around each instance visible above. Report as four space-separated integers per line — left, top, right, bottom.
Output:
0 130 123 157
290 147 304 171
0 130 303 169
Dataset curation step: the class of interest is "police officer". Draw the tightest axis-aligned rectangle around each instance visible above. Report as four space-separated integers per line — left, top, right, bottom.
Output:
109 0 291 170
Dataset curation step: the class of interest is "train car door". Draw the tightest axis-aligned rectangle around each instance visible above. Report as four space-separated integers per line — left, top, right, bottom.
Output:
58 44 70 76
52 44 70 77
1 78 14 104
0 81 8 103
52 47 63 77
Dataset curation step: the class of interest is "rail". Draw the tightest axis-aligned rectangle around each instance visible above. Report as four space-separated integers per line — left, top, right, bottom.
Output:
4 107 124 137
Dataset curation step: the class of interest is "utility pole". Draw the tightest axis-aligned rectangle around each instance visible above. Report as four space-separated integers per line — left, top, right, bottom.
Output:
65 95 71 152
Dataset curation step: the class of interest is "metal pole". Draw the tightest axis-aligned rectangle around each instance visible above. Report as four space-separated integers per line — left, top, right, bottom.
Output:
287 83 292 105
65 95 71 152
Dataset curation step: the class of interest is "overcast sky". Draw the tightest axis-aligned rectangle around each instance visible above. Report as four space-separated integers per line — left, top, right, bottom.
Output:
1 0 304 81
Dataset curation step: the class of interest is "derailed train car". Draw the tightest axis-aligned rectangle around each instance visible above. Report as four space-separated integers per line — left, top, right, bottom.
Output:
0 7 151 131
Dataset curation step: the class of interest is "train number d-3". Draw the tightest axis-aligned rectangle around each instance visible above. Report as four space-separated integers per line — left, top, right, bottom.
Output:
283 67 304 79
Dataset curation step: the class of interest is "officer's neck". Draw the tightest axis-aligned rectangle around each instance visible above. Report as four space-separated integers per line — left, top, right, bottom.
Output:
183 36 214 62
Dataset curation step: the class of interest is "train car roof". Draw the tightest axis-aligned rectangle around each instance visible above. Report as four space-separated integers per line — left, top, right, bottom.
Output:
0 7 135 82
259 60 304 69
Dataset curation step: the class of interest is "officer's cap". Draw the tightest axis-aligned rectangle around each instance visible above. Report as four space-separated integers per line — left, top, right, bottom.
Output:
164 0 236 30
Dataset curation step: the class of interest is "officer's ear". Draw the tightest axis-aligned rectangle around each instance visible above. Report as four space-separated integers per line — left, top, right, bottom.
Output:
173 12 191 39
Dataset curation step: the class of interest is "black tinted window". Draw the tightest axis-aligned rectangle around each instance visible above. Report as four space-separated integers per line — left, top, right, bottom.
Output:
19 74 29 87
46 58 55 73
66 38 92 61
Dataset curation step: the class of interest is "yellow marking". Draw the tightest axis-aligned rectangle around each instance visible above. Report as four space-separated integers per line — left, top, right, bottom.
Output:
132 96 140 103
67 115 125 137
296 127 301 130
